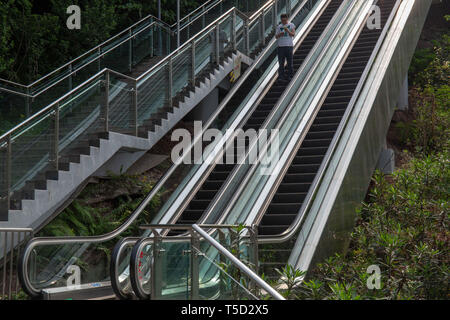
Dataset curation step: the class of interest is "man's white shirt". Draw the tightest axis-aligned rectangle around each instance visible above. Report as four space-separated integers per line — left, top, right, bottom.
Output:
277 22 295 47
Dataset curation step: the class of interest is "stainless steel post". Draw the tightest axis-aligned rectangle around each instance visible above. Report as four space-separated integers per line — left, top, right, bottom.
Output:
151 235 162 300
190 40 196 87
50 104 59 171
244 19 250 55
167 57 173 107
102 71 110 132
177 0 181 48
231 10 237 51
190 230 200 299
215 22 220 65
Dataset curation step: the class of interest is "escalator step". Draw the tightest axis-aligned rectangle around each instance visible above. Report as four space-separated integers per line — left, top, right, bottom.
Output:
302 139 333 148
292 155 325 165
261 213 299 225
278 182 312 192
282 173 316 183
272 192 308 203
266 203 303 214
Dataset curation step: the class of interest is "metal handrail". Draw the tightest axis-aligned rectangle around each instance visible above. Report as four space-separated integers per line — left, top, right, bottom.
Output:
0 68 109 143
136 1 275 82
192 224 284 300
17 0 290 297
0 20 163 103
0 3 251 143
256 0 402 244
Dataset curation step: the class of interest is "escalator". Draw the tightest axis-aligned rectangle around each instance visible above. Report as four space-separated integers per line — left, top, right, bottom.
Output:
17 0 326 299
257 0 397 236
15 0 414 300
170 0 343 232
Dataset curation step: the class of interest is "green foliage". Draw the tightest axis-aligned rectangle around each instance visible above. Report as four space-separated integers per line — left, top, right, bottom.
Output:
409 32 449 88
38 172 162 238
269 17 450 299
270 151 449 300
396 85 450 154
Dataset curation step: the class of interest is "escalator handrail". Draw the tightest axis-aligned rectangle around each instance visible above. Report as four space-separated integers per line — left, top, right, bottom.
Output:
256 0 403 244
192 224 285 300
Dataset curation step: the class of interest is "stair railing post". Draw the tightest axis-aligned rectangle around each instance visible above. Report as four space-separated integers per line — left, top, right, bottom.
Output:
50 103 59 171
187 16 191 40
287 0 291 16
176 0 181 48
25 88 30 118
259 10 265 46
218 230 226 295
215 22 220 65
129 29 133 72
68 63 73 92
273 0 278 33
150 24 154 58
132 80 138 136
249 225 259 297
190 230 200 299
244 19 250 56
102 71 110 132
231 10 237 51
0 135 11 220
167 57 173 107
190 40 196 87
98 47 102 71
202 6 206 28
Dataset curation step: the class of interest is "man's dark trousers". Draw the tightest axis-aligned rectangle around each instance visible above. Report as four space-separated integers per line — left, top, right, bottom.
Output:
278 46 294 80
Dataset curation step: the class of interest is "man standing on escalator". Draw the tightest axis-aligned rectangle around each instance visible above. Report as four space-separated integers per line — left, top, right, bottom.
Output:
276 13 296 81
